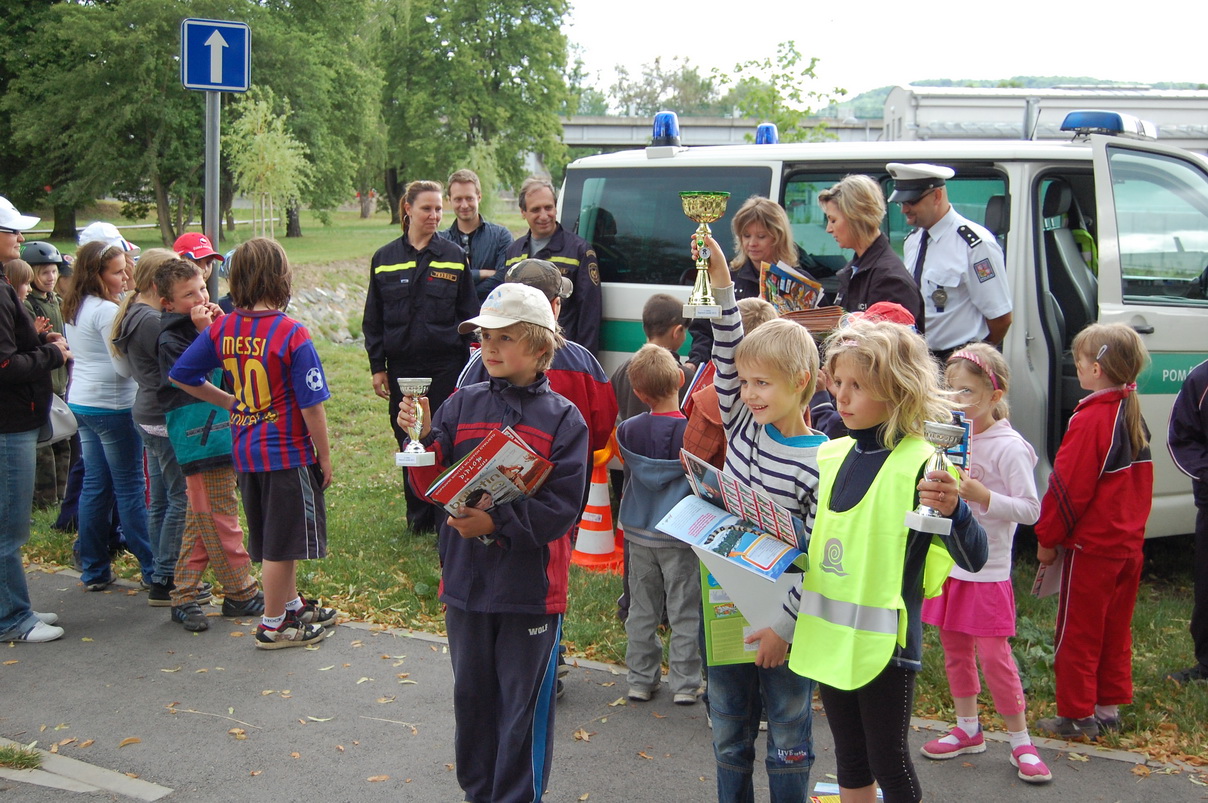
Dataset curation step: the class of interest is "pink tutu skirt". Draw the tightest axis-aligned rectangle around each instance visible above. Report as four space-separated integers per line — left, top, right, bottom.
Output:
921 577 1016 638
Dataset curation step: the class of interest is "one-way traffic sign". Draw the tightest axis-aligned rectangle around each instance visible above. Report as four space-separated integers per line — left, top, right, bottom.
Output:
181 18 250 92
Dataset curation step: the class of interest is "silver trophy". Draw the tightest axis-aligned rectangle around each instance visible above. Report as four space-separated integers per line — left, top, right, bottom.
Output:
394 378 435 467
903 421 967 535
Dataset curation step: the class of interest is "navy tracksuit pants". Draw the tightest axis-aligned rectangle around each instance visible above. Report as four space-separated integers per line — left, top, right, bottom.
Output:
445 606 561 803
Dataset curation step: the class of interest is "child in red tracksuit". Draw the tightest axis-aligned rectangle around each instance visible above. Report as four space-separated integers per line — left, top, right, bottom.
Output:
1036 323 1153 741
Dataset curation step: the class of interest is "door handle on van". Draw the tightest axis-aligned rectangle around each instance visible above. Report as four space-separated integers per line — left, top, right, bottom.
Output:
1132 324 1155 334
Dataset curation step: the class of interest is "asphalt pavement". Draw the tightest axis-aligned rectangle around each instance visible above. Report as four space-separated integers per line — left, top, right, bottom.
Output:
0 566 1201 802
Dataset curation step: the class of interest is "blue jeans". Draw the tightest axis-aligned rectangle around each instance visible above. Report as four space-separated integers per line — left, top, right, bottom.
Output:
0 428 40 639
709 661 815 803
143 432 186 584
75 410 154 586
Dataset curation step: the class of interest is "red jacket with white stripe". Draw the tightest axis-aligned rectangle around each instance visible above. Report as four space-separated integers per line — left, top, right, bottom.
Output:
1036 387 1153 558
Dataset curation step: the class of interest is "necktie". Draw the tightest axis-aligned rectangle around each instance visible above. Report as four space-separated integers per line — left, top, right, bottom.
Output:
912 230 929 286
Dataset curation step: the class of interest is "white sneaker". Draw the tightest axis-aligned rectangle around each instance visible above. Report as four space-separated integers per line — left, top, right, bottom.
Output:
35 612 59 625
10 621 64 643
627 686 653 702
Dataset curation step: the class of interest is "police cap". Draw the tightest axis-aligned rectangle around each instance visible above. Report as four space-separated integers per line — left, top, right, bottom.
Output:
886 163 955 203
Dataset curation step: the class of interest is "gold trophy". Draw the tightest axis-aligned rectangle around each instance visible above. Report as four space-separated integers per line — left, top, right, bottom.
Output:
681 191 730 319
394 378 435 467
903 421 967 535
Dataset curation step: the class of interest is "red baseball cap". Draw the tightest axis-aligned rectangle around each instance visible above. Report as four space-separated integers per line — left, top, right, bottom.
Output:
856 301 916 327
173 232 224 262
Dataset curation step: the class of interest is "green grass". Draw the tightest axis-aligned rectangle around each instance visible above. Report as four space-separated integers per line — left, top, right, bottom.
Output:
0 743 41 771
915 536 1208 762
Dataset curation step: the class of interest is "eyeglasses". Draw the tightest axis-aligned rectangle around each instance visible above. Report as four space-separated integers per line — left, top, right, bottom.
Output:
899 188 937 209
0 227 20 235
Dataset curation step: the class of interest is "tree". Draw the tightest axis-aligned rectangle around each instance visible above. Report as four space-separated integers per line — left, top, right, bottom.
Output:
715 41 846 143
224 89 311 239
377 0 571 210
609 56 725 117
562 47 608 116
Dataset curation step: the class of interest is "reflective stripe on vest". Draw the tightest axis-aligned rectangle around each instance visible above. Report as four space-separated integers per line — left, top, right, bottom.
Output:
797 589 898 636
375 261 416 274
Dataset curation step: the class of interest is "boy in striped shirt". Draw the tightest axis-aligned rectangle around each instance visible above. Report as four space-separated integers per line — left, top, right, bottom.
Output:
170 238 336 649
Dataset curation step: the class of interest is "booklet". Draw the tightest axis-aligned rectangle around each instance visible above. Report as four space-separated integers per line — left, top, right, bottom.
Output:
1031 546 1065 598
424 427 553 517
681 450 805 550
759 260 823 314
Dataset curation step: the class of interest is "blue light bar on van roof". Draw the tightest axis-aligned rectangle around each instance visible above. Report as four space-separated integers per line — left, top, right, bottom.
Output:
651 111 681 147
1061 110 1158 140
755 123 779 145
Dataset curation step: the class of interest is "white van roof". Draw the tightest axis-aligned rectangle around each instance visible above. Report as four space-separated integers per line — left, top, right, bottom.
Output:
569 139 1095 169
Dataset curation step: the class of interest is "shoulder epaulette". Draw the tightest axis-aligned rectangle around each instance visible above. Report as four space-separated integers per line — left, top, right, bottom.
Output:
957 225 982 249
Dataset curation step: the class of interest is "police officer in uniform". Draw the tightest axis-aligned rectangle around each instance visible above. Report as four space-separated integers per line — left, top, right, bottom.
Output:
887 163 1012 360
502 177 602 356
364 179 479 533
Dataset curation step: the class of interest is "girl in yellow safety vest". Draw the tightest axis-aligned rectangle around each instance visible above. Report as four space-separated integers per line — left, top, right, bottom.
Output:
783 317 988 803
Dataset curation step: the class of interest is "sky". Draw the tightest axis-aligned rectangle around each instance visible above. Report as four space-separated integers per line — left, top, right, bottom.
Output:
564 0 1205 104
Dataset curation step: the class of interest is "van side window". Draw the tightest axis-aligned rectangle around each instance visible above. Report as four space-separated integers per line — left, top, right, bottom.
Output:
1106 147 1208 306
782 173 848 279
563 167 772 286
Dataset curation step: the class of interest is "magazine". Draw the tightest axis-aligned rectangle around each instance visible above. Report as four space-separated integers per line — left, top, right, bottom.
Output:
759 260 823 314
424 427 553 517
681 450 805 550
1031 546 1065 598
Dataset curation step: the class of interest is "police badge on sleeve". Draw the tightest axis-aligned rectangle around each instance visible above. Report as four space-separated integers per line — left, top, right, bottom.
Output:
974 259 996 283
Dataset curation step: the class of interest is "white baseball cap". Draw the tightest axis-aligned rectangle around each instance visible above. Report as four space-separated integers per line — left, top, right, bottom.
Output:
0 196 40 232
78 221 139 252
458 283 557 334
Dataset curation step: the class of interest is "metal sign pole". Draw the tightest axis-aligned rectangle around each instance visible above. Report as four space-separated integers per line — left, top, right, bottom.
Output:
204 90 221 299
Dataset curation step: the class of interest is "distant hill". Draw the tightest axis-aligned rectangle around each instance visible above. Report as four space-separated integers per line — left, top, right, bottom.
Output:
828 77 1208 120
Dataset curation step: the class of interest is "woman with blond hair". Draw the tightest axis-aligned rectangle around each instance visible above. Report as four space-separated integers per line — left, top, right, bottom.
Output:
63 240 156 591
821 175 924 329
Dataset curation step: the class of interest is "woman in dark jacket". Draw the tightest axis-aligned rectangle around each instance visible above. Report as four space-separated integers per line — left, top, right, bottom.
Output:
821 175 925 331
0 196 71 642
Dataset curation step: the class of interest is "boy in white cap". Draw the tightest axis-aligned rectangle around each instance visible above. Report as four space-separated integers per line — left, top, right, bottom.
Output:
887 162 1012 360
397 281 589 803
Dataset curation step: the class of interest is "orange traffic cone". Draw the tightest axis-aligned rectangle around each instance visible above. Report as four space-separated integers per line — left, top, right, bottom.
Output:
572 448 623 573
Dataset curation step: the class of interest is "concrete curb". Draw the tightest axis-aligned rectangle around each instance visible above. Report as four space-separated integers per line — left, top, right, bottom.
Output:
0 737 173 800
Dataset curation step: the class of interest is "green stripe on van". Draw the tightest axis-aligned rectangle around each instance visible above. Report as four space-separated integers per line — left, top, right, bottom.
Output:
600 319 694 357
1137 353 1208 395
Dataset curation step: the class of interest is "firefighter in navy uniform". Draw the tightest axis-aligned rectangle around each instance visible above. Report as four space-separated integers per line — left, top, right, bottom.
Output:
501 177 602 356
363 180 479 533
888 162 1012 362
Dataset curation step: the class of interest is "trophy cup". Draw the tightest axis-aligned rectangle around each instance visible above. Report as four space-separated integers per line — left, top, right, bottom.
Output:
394 378 435 467
902 421 967 535
680 191 730 319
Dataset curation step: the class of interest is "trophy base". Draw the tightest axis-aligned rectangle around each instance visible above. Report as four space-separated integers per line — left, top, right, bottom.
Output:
395 451 435 467
683 303 721 320
904 509 952 535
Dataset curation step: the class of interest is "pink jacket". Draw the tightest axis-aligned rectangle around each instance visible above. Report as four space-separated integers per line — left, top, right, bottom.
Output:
952 419 1040 583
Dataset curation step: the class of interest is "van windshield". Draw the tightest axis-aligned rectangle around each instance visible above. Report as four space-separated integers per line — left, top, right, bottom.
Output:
563 166 773 285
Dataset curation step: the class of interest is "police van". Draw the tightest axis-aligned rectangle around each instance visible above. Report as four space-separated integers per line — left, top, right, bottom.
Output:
559 111 1208 538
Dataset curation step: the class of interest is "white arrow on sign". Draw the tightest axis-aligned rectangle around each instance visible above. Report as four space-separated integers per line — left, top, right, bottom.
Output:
204 29 228 84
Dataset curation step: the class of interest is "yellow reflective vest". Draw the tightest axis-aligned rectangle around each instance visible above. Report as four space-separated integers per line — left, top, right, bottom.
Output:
788 436 955 691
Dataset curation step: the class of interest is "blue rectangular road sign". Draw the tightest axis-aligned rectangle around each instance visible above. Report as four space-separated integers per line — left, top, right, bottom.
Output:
181 18 250 92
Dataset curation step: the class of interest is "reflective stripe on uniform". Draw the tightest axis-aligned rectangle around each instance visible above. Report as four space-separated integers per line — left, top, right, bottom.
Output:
375 261 416 274
505 254 528 267
797 589 898 636
428 261 465 271
548 256 580 267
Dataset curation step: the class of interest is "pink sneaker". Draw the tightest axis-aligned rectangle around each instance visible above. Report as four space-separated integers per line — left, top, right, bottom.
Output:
920 726 986 759
1010 744 1053 783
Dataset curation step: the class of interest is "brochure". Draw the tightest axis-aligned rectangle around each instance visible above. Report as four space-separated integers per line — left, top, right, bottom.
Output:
424 427 553 517
1031 546 1065 598
759 260 823 314
699 555 803 666
681 450 805 550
